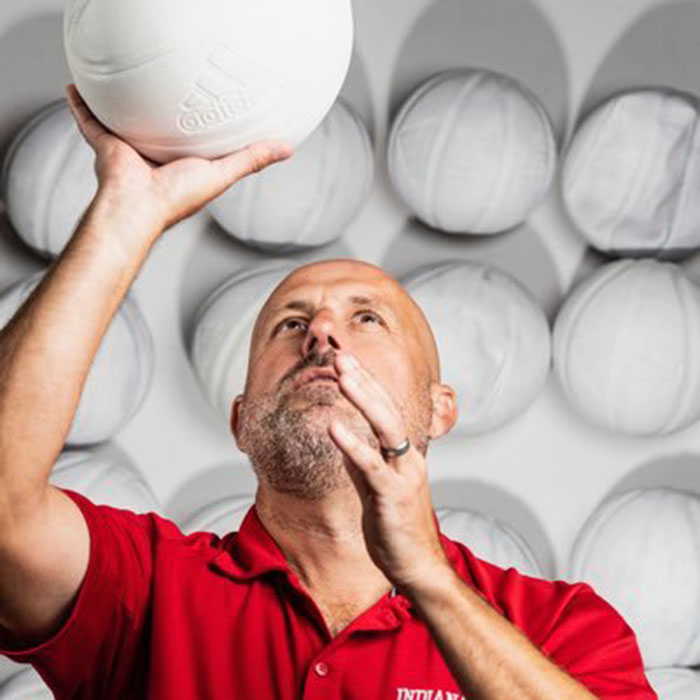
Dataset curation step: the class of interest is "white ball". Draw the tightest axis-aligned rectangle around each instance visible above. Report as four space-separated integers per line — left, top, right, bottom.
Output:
181 494 255 536
646 669 700 700
0 274 154 445
388 69 557 234
402 261 551 434
63 0 354 163
553 259 700 436
435 507 542 577
208 100 373 252
1 101 97 257
50 449 160 512
568 488 700 668
0 667 51 699
191 260 295 423
563 90 700 258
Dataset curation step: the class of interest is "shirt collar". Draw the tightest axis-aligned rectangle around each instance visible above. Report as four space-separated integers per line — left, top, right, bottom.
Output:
211 504 463 588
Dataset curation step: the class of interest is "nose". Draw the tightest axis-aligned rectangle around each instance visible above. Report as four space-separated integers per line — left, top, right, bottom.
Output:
302 310 341 360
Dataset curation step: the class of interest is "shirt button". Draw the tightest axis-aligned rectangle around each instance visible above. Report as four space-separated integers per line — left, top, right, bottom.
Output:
314 661 330 677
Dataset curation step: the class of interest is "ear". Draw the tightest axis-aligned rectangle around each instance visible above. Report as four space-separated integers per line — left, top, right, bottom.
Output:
230 395 247 452
428 383 459 440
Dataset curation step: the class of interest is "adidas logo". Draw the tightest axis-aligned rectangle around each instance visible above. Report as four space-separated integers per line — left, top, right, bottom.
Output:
178 43 286 134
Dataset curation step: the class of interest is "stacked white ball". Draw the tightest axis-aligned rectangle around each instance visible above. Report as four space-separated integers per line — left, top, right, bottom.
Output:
646 669 700 700
191 261 295 424
1 100 97 257
388 69 557 234
0 274 154 445
208 100 373 252
402 261 551 434
50 449 160 512
568 488 700 668
553 259 700 436
436 507 542 577
0 666 51 698
63 0 354 162
181 494 255 536
562 90 700 258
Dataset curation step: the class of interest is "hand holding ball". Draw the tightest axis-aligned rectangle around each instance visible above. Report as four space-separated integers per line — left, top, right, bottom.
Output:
63 0 354 163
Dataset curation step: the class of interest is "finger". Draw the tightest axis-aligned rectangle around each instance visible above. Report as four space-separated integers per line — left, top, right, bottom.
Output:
328 421 397 496
334 352 410 459
65 84 109 148
213 140 293 184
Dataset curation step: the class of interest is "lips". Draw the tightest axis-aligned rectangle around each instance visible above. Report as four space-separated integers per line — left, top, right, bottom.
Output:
293 368 339 391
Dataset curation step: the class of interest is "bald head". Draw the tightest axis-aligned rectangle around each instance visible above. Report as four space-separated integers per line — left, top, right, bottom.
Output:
250 258 441 385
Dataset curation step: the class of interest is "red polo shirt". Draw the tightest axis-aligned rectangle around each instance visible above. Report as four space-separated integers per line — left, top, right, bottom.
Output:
0 488 656 699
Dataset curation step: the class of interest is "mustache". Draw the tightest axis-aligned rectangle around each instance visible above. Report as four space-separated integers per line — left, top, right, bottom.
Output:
280 348 338 390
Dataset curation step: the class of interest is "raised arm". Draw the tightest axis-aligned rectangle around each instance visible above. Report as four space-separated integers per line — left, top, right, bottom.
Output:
0 86 291 644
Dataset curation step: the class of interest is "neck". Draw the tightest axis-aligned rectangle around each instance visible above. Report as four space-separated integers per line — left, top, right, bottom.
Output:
254 482 393 598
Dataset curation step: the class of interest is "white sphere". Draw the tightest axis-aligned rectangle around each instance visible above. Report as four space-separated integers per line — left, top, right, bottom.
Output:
388 69 557 234
563 90 700 258
181 494 255 536
208 100 373 252
553 259 700 436
435 507 542 577
0 668 51 699
0 274 154 445
568 488 700 668
63 0 354 163
1 100 97 257
402 261 551 434
50 449 160 512
646 669 700 700
191 260 295 423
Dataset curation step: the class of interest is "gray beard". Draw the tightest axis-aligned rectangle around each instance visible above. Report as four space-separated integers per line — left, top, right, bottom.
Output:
239 381 377 501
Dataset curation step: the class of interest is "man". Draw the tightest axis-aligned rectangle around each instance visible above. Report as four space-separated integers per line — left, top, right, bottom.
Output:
0 86 655 699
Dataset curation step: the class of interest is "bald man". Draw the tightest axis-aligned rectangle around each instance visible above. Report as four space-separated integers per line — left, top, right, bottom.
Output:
0 87 655 699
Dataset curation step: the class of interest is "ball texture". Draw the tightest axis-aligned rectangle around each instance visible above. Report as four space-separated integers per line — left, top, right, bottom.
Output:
181 494 255 536
388 69 557 234
563 90 700 258
553 259 700 436
63 0 354 162
402 261 551 434
191 261 296 423
645 669 700 700
208 100 373 252
436 507 542 577
0 274 154 445
568 488 700 668
1 100 97 257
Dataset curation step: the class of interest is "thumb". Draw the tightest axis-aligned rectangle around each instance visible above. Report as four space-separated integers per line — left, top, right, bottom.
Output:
214 140 294 184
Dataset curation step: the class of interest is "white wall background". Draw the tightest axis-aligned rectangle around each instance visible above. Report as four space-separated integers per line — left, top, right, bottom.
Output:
1 0 700 584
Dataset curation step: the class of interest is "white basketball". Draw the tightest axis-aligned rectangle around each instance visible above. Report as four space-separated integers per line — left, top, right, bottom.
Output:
0 667 51 699
402 261 551 434
553 259 700 436
646 669 700 700
0 274 154 445
388 69 557 234
63 0 354 163
1 101 97 258
181 493 255 536
208 100 373 252
563 90 700 258
568 488 700 668
435 507 542 577
191 260 296 424
50 448 160 512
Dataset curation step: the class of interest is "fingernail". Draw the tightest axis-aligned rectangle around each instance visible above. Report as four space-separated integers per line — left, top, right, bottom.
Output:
270 144 292 160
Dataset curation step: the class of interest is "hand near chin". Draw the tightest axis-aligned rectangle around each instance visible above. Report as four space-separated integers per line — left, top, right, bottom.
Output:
327 351 451 594
65 84 293 237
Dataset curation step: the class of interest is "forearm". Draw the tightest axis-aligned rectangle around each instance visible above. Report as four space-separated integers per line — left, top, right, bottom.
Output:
0 194 161 512
407 565 597 699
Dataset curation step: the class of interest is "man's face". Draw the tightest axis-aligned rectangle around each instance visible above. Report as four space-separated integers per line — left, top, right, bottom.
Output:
232 259 445 500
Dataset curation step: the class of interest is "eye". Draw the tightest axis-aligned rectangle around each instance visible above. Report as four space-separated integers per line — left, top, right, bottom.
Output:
277 317 308 334
356 310 382 324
